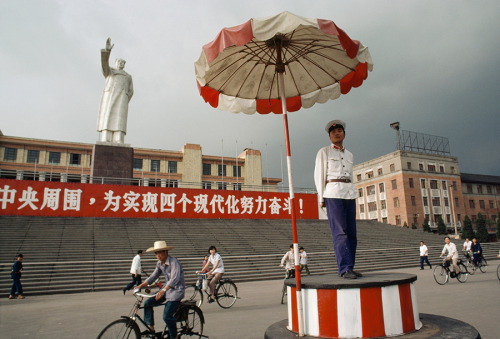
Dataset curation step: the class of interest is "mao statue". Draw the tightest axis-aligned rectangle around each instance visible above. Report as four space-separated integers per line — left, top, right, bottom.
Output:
97 38 134 144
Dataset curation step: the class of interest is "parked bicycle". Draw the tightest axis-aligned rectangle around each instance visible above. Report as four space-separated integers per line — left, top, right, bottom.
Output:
433 257 468 285
184 273 238 309
281 268 295 304
97 290 205 338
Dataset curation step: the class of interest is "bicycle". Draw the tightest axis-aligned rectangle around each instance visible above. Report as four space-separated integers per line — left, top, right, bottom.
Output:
433 257 468 285
97 290 205 338
463 251 476 275
281 267 295 305
183 273 239 309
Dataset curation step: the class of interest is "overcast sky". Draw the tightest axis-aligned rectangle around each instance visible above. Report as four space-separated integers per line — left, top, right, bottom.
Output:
1 0 499 189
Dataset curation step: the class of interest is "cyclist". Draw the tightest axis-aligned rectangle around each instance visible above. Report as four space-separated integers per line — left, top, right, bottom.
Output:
134 240 185 339
280 244 296 278
463 238 472 259
440 236 459 277
471 237 483 267
201 246 224 303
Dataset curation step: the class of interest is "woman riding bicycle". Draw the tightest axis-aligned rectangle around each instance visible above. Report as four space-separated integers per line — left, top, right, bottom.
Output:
471 237 483 266
201 246 224 304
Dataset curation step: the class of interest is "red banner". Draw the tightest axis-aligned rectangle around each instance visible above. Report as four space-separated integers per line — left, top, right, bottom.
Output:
0 179 318 219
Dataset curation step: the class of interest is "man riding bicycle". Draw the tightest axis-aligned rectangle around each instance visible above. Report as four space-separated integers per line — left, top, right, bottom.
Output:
134 240 185 339
280 244 296 278
441 236 459 277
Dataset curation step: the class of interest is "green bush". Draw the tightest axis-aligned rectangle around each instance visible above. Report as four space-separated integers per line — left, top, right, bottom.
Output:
411 223 417 230
475 213 489 243
461 216 475 240
437 216 447 235
422 218 431 233
496 213 500 240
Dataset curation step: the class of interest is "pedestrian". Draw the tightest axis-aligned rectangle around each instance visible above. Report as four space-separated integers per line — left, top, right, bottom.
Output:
9 254 24 299
299 247 310 275
123 250 144 294
314 119 361 279
419 241 432 270
135 241 185 339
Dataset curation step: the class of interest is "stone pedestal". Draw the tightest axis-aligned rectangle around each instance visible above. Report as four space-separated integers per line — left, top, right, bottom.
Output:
91 143 133 185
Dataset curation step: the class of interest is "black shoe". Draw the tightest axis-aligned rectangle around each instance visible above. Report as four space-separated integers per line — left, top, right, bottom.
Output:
429 265 432 269
352 270 363 277
122 288 126 295
208 297 215 303
420 268 424 270
341 271 357 279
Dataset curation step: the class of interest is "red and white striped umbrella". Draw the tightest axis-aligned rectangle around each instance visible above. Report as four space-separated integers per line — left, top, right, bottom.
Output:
195 11 373 335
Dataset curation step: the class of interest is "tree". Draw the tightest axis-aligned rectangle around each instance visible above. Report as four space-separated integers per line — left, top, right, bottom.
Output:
411 223 417 230
461 216 474 240
496 212 500 240
475 213 489 243
403 221 409 228
422 218 431 233
437 216 447 235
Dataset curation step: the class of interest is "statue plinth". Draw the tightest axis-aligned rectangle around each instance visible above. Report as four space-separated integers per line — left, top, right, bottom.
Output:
91 143 133 185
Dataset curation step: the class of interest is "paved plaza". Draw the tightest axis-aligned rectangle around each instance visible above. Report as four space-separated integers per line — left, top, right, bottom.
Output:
1 265 499 339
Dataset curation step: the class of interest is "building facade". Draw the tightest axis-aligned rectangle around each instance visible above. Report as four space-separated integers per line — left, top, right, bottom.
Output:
0 133 281 192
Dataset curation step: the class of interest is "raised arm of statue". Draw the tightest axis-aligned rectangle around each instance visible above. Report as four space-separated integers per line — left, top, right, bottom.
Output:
101 38 114 78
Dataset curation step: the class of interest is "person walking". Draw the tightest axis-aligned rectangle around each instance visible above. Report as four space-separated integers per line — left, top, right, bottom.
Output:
299 247 310 275
135 241 185 339
9 254 24 299
314 119 360 279
419 241 432 270
123 250 144 294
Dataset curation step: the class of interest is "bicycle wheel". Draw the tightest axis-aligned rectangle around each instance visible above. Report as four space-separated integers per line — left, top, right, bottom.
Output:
178 305 204 338
479 258 488 273
184 284 203 307
97 318 140 339
466 260 476 275
457 263 468 283
497 265 500 281
281 283 287 304
433 265 448 285
215 280 238 309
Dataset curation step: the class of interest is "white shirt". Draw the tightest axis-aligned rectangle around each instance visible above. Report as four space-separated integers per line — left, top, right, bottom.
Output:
130 254 142 274
314 145 357 202
442 242 459 259
463 240 472 251
209 253 224 274
419 245 428 256
281 251 295 270
300 251 308 265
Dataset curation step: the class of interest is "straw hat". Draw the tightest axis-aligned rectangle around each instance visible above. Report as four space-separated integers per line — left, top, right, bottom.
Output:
146 240 175 253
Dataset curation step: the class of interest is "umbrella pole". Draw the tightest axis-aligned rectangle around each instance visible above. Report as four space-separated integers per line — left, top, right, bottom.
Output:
278 71 304 336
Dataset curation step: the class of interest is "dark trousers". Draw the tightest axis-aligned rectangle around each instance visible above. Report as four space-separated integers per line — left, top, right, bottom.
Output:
420 256 431 269
10 277 23 296
325 198 357 275
144 296 180 337
125 274 142 291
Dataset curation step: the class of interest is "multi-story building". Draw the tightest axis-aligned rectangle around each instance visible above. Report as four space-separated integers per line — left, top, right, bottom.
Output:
0 132 281 192
354 150 500 231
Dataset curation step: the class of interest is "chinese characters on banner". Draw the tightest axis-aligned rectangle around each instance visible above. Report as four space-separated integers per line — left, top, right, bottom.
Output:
0 179 319 219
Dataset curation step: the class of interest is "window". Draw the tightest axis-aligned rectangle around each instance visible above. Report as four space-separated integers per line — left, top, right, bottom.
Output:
202 182 212 189
430 180 438 189
420 179 426 188
455 197 459 207
407 162 412 170
451 166 455 173
469 200 475 209
477 185 483 194
233 183 242 191
423 197 428 206
409 178 414 188
27 150 40 163
390 164 395 172
479 200 485 209
411 196 416 206
490 200 494 209
452 181 457 191
487 185 492 194
377 168 383 175
446 214 451 223
233 165 241 177
419 163 424 171
217 182 227 190
395 215 401 226
165 180 178 188
432 197 441 206
379 183 385 193
49 152 61 164
133 158 143 170
391 179 397 190
359 204 365 213
368 202 377 212
358 188 364 197
69 153 81 166
444 197 449 207
439 165 444 173
356 174 362 181
3 147 17 161
366 185 376 195
366 171 374 179
427 164 436 172
441 181 447 190
467 184 472 193
497 187 500 195
413 214 418 226
218 164 226 176
203 163 211 175
168 161 177 174
394 197 400 208
380 200 387 210
151 160 160 172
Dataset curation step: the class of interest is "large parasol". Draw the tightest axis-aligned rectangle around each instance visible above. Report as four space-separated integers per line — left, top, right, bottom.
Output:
195 11 373 335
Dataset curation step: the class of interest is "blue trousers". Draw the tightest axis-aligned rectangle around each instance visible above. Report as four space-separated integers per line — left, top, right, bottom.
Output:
10 277 23 296
420 256 431 269
144 296 179 337
125 274 142 291
325 198 357 275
